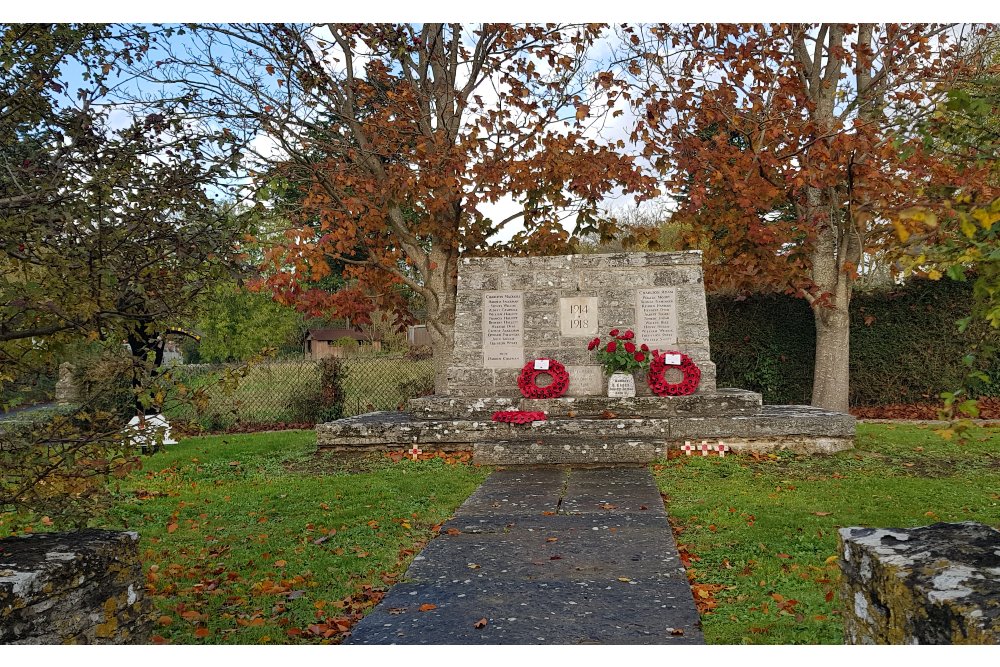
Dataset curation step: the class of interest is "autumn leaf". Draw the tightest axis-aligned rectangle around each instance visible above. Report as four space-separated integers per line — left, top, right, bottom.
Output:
473 618 488 629
776 553 791 559
157 615 173 626
812 511 832 517
194 627 210 638
418 603 437 612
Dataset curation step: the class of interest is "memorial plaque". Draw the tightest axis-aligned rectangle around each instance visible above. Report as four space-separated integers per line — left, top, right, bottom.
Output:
607 373 637 398
635 287 678 349
559 296 599 336
565 366 603 396
482 291 525 369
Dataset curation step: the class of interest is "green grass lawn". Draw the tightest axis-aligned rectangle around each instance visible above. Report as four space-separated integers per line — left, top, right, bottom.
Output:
92 430 487 644
655 422 1000 644
4 422 998 644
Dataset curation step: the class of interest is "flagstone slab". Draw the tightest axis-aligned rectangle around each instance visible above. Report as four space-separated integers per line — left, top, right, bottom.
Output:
345 466 704 645
346 577 702 645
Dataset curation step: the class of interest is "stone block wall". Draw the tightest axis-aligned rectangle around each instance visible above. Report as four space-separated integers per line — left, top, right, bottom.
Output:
0 529 153 644
838 522 1000 644
450 252 717 397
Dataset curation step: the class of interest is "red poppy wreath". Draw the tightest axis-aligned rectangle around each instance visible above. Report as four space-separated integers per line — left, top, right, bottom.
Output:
647 350 701 397
491 410 547 424
517 358 569 399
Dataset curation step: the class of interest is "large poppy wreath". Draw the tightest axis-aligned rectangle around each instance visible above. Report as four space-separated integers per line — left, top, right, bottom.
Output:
647 351 701 397
517 358 569 399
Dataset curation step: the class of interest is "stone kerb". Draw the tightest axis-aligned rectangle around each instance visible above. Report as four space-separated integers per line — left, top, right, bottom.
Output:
450 251 717 398
0 529 154 644
838 522 1000 644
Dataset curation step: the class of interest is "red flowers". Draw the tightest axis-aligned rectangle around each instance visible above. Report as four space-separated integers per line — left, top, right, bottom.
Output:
647 350 701 397
492 411 547 424
517 359 570 399
587 329 652 376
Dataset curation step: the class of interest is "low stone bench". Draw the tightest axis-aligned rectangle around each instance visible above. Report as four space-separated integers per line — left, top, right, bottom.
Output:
0 529 153 644
838 522 1000 644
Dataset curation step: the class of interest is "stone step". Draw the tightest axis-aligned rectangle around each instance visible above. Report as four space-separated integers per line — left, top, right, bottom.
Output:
316 405 855 460
407 388 762 420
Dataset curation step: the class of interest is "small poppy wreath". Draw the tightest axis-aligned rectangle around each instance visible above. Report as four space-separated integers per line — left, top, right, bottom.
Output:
517 358 569 399
647 350 701 397
491 410 547 424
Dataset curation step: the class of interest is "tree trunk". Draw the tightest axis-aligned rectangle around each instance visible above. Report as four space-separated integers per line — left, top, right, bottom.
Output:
811 299 851 413
426 317 454 395
808 207 855 414
422 244 459 394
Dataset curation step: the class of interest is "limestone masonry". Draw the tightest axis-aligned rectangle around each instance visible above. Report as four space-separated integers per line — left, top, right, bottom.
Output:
451 251 715 396
0 529 153 644
318 251 855 463
839 522 1000 644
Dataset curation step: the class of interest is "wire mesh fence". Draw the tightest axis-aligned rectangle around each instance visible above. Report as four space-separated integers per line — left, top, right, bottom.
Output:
163 356 434 432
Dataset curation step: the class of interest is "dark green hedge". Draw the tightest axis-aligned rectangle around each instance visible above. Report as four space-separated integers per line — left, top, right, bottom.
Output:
707 279 1000 406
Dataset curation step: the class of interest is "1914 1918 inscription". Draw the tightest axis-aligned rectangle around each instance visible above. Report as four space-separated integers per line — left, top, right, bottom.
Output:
482 291 524 368
559 296 598 336
635 287 678 350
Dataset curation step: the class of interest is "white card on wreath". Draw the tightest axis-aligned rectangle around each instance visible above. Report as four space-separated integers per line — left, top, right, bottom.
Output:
664 353 682 365
534 359 550 370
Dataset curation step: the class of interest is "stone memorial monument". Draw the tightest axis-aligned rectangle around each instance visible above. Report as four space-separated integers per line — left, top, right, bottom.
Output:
317 251 855 464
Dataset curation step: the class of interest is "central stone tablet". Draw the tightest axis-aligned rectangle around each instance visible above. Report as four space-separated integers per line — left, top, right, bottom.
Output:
448 251 716 397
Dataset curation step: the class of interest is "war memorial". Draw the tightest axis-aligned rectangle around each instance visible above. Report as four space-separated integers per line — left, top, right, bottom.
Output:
317 251 855 463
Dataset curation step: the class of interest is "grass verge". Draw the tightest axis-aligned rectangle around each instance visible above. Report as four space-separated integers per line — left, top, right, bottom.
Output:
655 422 1000 644
6 430 488 644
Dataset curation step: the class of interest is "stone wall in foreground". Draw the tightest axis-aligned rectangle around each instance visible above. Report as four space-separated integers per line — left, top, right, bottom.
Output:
0 529 153 644
838 522 1000 644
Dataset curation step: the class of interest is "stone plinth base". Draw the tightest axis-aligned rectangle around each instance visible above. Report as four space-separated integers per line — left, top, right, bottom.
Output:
316 404 855 463
408 389 761 420
0 530 153 644
838 522 1000 644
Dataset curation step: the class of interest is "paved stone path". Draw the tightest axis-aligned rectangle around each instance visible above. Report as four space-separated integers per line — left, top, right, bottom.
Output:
346 466 704 644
